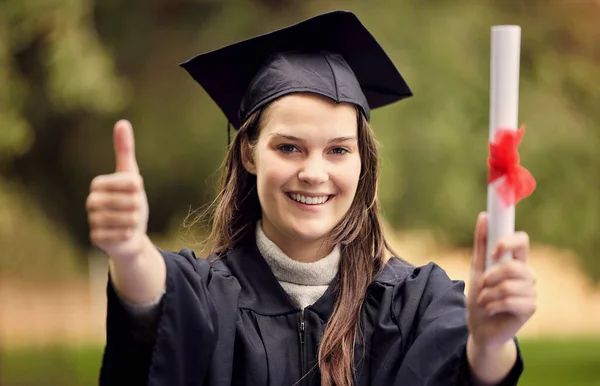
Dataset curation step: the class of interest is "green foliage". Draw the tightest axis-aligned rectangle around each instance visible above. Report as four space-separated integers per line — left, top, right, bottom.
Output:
0 0 599 281
0 8 31 163
0 0 128 164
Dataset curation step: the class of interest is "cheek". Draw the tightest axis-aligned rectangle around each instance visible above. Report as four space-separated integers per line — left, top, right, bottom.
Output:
255 152 291 197
259 168 283 193
335 157 362 197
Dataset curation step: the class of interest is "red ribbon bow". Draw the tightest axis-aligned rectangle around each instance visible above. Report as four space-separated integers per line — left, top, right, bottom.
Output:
488 125 536 207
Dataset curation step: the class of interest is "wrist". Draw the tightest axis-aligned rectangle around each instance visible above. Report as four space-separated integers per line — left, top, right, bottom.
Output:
467 334 500 358
467 335 517 385
108 234 151 265
108 234 165 305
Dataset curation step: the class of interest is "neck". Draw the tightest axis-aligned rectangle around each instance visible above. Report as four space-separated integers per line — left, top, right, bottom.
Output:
260 220 335 263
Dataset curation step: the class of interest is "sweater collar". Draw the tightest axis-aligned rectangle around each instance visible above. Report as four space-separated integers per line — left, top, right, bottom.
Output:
255 220 340 286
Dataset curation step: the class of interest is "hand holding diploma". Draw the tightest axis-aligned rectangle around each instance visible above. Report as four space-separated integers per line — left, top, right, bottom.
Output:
466 212 536 384
465 26 537 383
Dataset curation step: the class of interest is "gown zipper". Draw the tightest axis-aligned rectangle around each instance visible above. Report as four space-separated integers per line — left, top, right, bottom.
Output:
299 309 306 385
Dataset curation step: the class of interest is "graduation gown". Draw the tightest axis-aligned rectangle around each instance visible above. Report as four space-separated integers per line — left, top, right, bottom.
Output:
99 236 524 386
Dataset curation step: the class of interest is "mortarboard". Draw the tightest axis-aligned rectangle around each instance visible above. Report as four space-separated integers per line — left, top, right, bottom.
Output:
180 10 412 130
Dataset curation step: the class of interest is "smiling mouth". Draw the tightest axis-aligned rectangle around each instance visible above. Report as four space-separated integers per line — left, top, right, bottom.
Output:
286 192 333 205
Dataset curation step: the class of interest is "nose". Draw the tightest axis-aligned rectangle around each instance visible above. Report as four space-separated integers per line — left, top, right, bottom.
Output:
297 154 329 186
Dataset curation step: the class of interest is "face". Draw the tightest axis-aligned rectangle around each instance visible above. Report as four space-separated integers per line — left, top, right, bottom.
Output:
243 93 362 255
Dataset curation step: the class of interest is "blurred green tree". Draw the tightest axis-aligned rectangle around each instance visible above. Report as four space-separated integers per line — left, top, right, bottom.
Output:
0 0 128 163
0 0 129 278
1 0 598 282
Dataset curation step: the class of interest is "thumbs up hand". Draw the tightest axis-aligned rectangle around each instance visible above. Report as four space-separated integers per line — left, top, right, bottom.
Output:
86 120 150 262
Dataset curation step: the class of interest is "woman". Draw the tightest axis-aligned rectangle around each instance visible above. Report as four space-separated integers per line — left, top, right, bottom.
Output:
88 11 537 386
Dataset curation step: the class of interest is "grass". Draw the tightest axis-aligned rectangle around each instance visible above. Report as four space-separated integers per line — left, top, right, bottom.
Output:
0 345 103 386
1 339 599 385
519 339 600 386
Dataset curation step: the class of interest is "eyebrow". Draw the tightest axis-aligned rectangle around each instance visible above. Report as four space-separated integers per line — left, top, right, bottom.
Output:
268 133 357 143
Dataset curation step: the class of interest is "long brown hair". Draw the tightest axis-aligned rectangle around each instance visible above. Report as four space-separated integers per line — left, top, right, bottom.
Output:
189 102 396 386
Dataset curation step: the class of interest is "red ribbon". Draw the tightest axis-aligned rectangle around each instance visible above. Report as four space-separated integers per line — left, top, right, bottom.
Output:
488 125 536 206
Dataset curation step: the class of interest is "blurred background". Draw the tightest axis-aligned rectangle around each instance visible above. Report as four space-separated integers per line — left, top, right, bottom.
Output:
1 0 599 384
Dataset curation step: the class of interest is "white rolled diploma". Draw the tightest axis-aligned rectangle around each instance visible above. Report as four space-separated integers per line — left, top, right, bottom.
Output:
486 26 521 269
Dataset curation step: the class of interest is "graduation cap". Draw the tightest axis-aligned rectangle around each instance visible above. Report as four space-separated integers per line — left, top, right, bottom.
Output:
180 10 412 131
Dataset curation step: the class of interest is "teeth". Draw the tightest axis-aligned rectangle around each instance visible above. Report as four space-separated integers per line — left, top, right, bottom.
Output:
290 193 329 205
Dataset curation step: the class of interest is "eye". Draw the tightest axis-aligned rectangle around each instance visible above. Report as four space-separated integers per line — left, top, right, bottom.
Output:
278 144 299 154
330 147 349 155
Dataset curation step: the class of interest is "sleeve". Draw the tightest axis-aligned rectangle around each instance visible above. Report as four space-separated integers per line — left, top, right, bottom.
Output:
113 284 165 325
117 289 165 316
99 248 220 386
393 263 524 385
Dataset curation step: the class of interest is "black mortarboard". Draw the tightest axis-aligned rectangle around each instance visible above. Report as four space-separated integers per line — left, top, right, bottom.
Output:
180 10 412 130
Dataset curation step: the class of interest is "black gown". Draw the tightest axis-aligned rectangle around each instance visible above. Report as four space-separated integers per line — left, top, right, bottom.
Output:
99 235 524 386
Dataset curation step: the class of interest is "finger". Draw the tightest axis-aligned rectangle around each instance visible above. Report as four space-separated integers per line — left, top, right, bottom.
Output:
491 231 530 263
86 191 140 212
90 174 144 193
483 260 535 288
89 211 138 229
113 119 140 174
485 296 537 317
90 228 132 245
471 212 488 276
477 279 535 307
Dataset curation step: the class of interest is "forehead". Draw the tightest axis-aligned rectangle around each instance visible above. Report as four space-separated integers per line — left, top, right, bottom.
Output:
261 93 358 137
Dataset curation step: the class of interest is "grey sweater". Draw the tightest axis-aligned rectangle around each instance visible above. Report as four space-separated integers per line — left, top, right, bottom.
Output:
255 220 340 309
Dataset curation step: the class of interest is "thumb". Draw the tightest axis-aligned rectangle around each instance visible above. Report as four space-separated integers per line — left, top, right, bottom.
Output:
471 212 488 277
113 119 139 174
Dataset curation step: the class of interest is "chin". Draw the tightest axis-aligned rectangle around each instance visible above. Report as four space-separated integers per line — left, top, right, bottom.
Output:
284 217 336 242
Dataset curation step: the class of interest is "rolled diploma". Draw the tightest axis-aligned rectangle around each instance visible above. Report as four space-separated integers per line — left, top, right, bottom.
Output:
486 26 521 269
